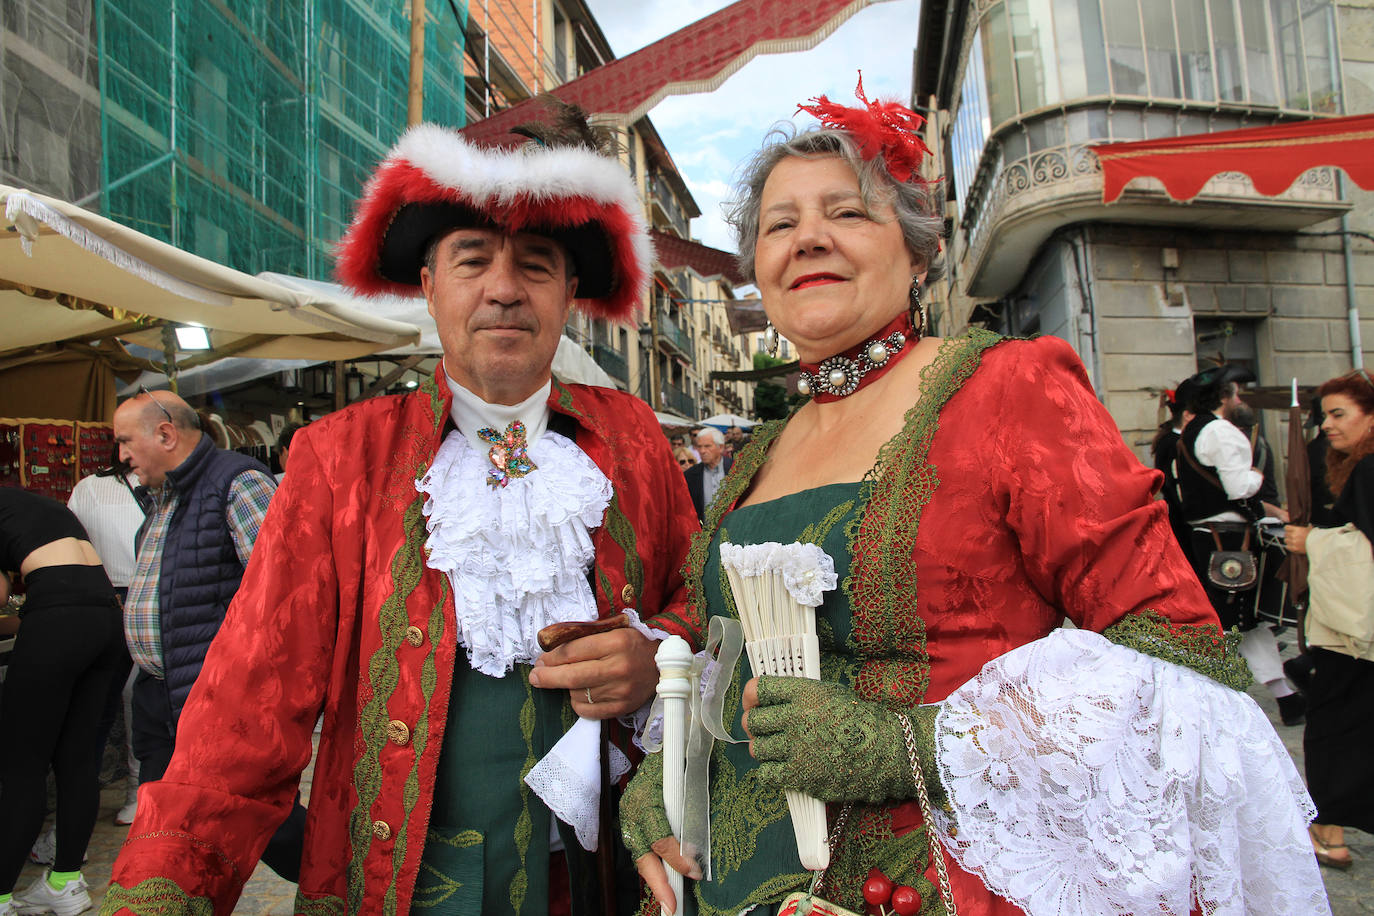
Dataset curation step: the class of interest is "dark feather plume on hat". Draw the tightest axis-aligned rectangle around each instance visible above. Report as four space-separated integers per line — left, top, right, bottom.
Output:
510 94 619 156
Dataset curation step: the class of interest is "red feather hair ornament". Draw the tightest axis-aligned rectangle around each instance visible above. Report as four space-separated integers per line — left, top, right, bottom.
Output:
796 72 932 183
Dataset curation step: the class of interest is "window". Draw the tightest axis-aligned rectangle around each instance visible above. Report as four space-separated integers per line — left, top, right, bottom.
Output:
1210 0 1245 100
1052 0 1110 97
1103 0 1148 96
1240 0 1277 104
1303 0 1340 111
1142 1 1181 99
982 7 1018 127
1178 0 1216 100
1009 0 1061 111
952 30 993 210
553 6 569 82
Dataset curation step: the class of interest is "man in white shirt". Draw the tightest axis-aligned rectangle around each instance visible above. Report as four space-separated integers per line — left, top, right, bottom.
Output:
1176 368 1304 724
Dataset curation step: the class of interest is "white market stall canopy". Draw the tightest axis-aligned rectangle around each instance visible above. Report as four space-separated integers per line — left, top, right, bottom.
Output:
123 273 618 397
0 186 421 367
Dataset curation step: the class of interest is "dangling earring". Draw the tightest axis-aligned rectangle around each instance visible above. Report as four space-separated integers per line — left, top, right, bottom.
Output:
763 321 779 357
908 275 927 339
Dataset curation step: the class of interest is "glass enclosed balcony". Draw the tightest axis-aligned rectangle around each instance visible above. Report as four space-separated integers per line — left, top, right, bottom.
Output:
947 0 1347 297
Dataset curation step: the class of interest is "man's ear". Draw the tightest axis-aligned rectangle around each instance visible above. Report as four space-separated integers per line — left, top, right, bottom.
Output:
420 266 438 320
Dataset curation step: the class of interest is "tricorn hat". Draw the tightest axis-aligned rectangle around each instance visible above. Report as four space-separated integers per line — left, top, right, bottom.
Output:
1178 364 1255 412
336 114 651 322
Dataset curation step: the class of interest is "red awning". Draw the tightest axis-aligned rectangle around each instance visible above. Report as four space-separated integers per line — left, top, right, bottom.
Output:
462 0 894 146
1090 113 1374 203
650 231 747 287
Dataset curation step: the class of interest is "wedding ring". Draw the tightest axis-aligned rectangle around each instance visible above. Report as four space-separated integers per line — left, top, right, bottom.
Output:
585 687 594 704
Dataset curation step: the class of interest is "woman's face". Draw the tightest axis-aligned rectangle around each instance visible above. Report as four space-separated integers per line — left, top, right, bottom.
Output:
1320 392 1374 453
753 155 922 361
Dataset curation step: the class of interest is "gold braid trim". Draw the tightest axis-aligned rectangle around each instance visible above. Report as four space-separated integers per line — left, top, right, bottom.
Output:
101 879 214 916
602 492 644 600
1102 609 1252 690
294 893 347 916
349 378 449 913
845 329 1004 710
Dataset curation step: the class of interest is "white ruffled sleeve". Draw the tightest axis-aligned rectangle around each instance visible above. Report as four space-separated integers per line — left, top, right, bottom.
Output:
931 628 1329 916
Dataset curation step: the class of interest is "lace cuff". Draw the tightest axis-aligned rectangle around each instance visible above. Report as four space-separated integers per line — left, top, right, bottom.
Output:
932 628 1327 916
524 716 630 851
1101 609 1251 690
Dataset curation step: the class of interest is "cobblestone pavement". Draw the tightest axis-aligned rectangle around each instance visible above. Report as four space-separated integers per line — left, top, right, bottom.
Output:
21 650 1372 914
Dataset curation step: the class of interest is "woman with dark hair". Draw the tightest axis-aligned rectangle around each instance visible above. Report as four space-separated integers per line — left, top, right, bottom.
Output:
1 488 126 916
619 80 1325 916
1284 370 1374 870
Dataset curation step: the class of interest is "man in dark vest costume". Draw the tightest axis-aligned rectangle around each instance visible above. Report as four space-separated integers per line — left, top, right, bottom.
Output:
103 102 701 916
1175 366 1305 725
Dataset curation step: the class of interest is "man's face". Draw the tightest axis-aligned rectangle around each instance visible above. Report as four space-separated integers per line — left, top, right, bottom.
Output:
696 434 722 468
113 400 171 487
420 227 577 405
1220 383 1245 421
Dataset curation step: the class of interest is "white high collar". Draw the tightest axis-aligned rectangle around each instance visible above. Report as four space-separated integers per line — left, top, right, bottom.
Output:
445 372 552 456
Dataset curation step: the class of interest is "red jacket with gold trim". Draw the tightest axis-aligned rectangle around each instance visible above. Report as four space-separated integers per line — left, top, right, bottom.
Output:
102 371 701 916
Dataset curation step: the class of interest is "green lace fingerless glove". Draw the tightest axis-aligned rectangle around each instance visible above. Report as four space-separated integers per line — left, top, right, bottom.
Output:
619 749 672 861
747 675 944 807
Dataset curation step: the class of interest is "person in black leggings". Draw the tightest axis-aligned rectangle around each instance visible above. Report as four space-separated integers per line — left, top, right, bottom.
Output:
1 488 126 916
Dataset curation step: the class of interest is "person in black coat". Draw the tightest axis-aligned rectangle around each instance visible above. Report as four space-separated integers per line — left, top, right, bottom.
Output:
683 427 732 523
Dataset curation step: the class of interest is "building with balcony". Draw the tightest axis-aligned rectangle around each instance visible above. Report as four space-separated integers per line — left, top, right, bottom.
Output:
2 0 757 425
2 0 466 280
916 0 1374 456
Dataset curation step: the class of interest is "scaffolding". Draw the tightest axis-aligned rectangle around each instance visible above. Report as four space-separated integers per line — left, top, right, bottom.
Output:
97 0 469 280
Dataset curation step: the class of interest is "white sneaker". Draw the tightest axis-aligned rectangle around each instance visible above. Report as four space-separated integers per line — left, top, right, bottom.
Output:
12 872 91 916
114 789 137 826
2 897 19 916
27 827 56 865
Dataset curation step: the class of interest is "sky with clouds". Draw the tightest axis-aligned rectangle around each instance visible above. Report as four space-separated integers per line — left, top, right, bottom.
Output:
582 0 920 255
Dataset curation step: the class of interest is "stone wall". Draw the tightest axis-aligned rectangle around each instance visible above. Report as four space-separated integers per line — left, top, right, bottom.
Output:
1047 221 1371 461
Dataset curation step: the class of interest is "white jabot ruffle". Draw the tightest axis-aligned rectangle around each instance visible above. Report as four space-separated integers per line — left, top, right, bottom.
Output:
932 628 1329 916
417 427 612 676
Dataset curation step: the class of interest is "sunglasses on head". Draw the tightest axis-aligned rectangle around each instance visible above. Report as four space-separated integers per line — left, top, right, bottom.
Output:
138 385 175 425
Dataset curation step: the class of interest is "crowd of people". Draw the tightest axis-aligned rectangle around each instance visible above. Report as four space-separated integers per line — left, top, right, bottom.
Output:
0 84 1360 916
1151 362 1374 875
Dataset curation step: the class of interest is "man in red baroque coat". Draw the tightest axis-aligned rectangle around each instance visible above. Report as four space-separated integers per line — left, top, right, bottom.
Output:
101 105 701 916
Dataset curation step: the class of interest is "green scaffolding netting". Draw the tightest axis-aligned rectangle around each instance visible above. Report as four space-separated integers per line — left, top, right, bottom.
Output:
99 0 469 280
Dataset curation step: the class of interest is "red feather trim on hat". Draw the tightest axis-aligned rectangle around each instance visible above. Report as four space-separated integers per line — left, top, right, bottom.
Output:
796 72 932 183
335 156 645 322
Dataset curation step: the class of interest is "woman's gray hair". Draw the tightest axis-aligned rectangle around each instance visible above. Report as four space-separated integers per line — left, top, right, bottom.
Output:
724 125 945 285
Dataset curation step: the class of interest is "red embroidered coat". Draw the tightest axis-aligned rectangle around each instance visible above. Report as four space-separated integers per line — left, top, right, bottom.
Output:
102 372 701 916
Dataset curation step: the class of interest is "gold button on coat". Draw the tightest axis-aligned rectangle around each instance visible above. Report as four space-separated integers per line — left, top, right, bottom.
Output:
386 720 411 746
405 626 424 647
372 820 392 841
621 583 636 605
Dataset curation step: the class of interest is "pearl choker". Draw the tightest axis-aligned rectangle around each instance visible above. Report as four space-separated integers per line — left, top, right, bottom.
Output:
797 313 916 402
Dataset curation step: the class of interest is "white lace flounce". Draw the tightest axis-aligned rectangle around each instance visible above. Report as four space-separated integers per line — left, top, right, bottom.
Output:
416 428 613 677
524 716 632 851
932 628 1328 916
718 541 837 607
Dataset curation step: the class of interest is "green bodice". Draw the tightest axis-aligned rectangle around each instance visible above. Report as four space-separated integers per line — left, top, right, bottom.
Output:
696 482 864 916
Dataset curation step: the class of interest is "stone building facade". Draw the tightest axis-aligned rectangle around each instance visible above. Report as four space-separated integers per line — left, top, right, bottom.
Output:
915 0 1374 460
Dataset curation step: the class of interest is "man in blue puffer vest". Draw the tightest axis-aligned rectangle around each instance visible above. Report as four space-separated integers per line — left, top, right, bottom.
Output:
114 390 305 879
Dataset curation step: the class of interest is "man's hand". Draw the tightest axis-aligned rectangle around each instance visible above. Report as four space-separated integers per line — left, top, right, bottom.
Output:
1284 524 1313 555
529 625 659 718
1262 501 1291 523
